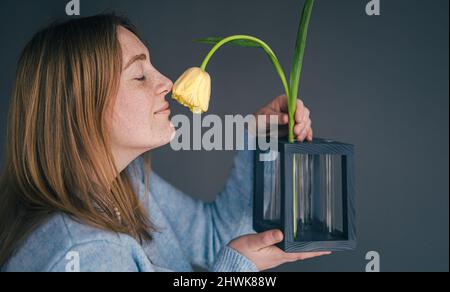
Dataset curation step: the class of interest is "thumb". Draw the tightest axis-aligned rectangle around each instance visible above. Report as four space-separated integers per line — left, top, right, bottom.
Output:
246 230 284 251
258 111 289 126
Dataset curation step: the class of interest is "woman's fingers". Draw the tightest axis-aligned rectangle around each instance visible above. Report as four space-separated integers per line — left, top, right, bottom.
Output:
257 96 313 142
280 113 289 125
285 252 332 262
300 108 310 130
245 230 284 251
299 252 332 260
277 94 289 113
261 111 289 126
295 100 305 123
293 99 312 142
229 230 331 271
280 118 312 141
295 100 310 124
261 246 332 266
294 124 302 136
295 118 312 142
297 119 312 142
307 127 313 142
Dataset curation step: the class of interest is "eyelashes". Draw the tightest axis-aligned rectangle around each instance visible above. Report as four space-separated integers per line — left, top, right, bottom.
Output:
135 76 146 82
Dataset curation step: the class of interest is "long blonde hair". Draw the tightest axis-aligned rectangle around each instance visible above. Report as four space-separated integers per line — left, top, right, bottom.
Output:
0 14 154 268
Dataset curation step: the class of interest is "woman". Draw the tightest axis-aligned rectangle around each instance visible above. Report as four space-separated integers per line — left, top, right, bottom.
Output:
0 14 328 272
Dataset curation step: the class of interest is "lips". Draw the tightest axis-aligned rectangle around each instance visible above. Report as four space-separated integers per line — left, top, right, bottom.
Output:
154 102 171 115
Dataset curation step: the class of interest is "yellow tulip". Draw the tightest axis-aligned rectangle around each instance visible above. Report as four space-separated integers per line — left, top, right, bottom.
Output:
172 67 211 114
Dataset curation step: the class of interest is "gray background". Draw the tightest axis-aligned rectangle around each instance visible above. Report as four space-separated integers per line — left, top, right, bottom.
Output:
0 0 448 272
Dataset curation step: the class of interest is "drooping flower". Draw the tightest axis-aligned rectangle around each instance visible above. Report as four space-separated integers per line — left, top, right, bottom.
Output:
172 67 211 114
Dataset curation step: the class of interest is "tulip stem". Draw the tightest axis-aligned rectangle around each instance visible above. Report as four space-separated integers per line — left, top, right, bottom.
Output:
194 1 315 243
200 35 291 103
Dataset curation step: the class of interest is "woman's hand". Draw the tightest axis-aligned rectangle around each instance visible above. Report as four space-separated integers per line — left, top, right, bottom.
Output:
229 230 331 271
254 94 313 142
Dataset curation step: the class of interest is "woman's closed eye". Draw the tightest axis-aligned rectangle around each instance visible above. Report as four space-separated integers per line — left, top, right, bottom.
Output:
135 75 146 82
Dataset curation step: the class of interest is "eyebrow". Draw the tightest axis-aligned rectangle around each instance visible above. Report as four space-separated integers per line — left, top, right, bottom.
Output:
123 54 147 71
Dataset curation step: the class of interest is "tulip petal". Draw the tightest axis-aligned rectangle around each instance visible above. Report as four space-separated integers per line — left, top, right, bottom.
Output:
172 67 212 114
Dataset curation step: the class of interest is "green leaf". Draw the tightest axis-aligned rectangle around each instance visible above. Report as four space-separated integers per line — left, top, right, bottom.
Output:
289 0 315 143
195 37 262 48
290 0 315 241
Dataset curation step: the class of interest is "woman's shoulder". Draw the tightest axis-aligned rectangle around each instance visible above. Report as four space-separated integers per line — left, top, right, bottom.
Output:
3 213 140 272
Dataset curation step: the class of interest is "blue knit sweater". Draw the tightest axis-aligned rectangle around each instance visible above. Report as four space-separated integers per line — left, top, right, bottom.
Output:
3 147 259 272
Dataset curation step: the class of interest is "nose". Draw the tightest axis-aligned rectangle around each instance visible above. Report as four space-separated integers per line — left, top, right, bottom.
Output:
156 72 173 96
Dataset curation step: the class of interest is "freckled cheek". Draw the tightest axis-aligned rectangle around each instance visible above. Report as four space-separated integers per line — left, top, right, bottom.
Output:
114 92 153 132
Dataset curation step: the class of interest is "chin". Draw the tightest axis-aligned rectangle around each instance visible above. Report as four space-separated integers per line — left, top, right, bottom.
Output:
148 127 176 149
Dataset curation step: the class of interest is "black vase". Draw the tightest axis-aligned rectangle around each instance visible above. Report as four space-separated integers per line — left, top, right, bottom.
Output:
253 138 357 252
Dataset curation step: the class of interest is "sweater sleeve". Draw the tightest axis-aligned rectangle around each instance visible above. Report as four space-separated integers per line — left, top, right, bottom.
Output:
47 239 258 272
141 131 258 271
211 246 259 272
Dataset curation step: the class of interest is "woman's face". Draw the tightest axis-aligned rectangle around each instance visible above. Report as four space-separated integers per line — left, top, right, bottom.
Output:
107 26 175 171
